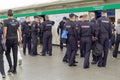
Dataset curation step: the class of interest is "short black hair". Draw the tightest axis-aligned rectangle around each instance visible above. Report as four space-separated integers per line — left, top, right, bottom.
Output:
69 13 76 18
102 10 107 13
63 17 67 20
34 16 39 19
7 9 13 16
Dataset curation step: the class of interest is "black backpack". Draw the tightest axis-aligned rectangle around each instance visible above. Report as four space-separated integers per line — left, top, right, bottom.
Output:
92 41 103 56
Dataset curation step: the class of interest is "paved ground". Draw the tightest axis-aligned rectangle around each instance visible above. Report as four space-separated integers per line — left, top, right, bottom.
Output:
0 46 120 80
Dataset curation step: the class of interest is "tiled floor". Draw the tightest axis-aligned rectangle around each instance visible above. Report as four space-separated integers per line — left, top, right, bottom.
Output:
0 46 120 80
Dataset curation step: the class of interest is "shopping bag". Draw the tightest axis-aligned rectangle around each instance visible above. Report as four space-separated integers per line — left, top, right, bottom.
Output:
18 47 22 65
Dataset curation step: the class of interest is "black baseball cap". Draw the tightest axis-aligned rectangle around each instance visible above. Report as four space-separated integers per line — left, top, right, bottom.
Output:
34 16 39 18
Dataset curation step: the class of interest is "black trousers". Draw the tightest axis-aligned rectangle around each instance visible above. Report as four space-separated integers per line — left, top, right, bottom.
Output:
23 35 31 54
5 38 18 71
113 35 120 58
0 46 5 75
42 31 52 55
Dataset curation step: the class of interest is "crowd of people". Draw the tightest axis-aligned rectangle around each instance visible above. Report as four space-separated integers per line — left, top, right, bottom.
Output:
0 9 120 79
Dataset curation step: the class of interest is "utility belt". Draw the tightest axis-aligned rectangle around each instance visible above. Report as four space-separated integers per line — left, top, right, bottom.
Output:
6 36 18 40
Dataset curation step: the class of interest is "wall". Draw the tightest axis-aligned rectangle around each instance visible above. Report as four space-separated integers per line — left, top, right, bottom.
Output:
115 9 120 25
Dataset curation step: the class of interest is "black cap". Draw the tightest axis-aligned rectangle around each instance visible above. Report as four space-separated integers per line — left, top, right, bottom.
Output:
7 9 13 16
80 15 83 18
69 13 76 18
34 16 39 18
101 10 107 13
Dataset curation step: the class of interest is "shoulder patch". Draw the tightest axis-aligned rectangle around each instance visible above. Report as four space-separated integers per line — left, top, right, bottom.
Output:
101 20 109 23
81 25 90 28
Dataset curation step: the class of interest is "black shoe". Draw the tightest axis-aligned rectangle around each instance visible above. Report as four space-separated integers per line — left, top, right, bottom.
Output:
23 52 26 55
63 60 68 63
91 61 97 65
35 54 40 56
2 75 6 78
8 68 13 73
80 55 84 58
69 64 77 67
74 61 78 63
84 66 89 69
49 54 52 56
12 70 17 74
40 54 46 56
97 64 103 67
113 55 117 58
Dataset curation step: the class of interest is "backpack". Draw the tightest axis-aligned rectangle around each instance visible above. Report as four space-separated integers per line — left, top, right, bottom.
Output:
61 30 68 44
92 41 103 56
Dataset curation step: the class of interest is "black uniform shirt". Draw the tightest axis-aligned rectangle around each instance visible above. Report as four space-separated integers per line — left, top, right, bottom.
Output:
42 20 55 32
31 21 39 35
97 16 112 39
21 21 31 37
4 18 19 39
78 20 94 38
65 20 78 40
57 21 66 35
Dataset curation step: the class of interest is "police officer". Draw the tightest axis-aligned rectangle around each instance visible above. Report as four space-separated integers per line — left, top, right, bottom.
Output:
22 16 31 55
113 19 120 58
0 22 6 78
41 15 55 56
3 9 22 74
79 15 85 58
89 12 99 64
57 17 67 51
97 11 112 67
65 13 78 66
38 17 44 45
31 16 39 56
78 14 95 69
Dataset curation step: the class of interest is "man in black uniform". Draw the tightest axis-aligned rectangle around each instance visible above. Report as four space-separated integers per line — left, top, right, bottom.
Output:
31 16 39 56
65 13 78 66
97 11 112 67
22 16 31 55
0 22 6 78
79 15 86 58
41 15 55 56
57 17 67 51
90 13 99 64
3 9 22 74
38 17 44 45
78 14 95 69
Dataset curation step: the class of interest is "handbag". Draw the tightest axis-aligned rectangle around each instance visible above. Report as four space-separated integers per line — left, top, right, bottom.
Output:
92 41 104 56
